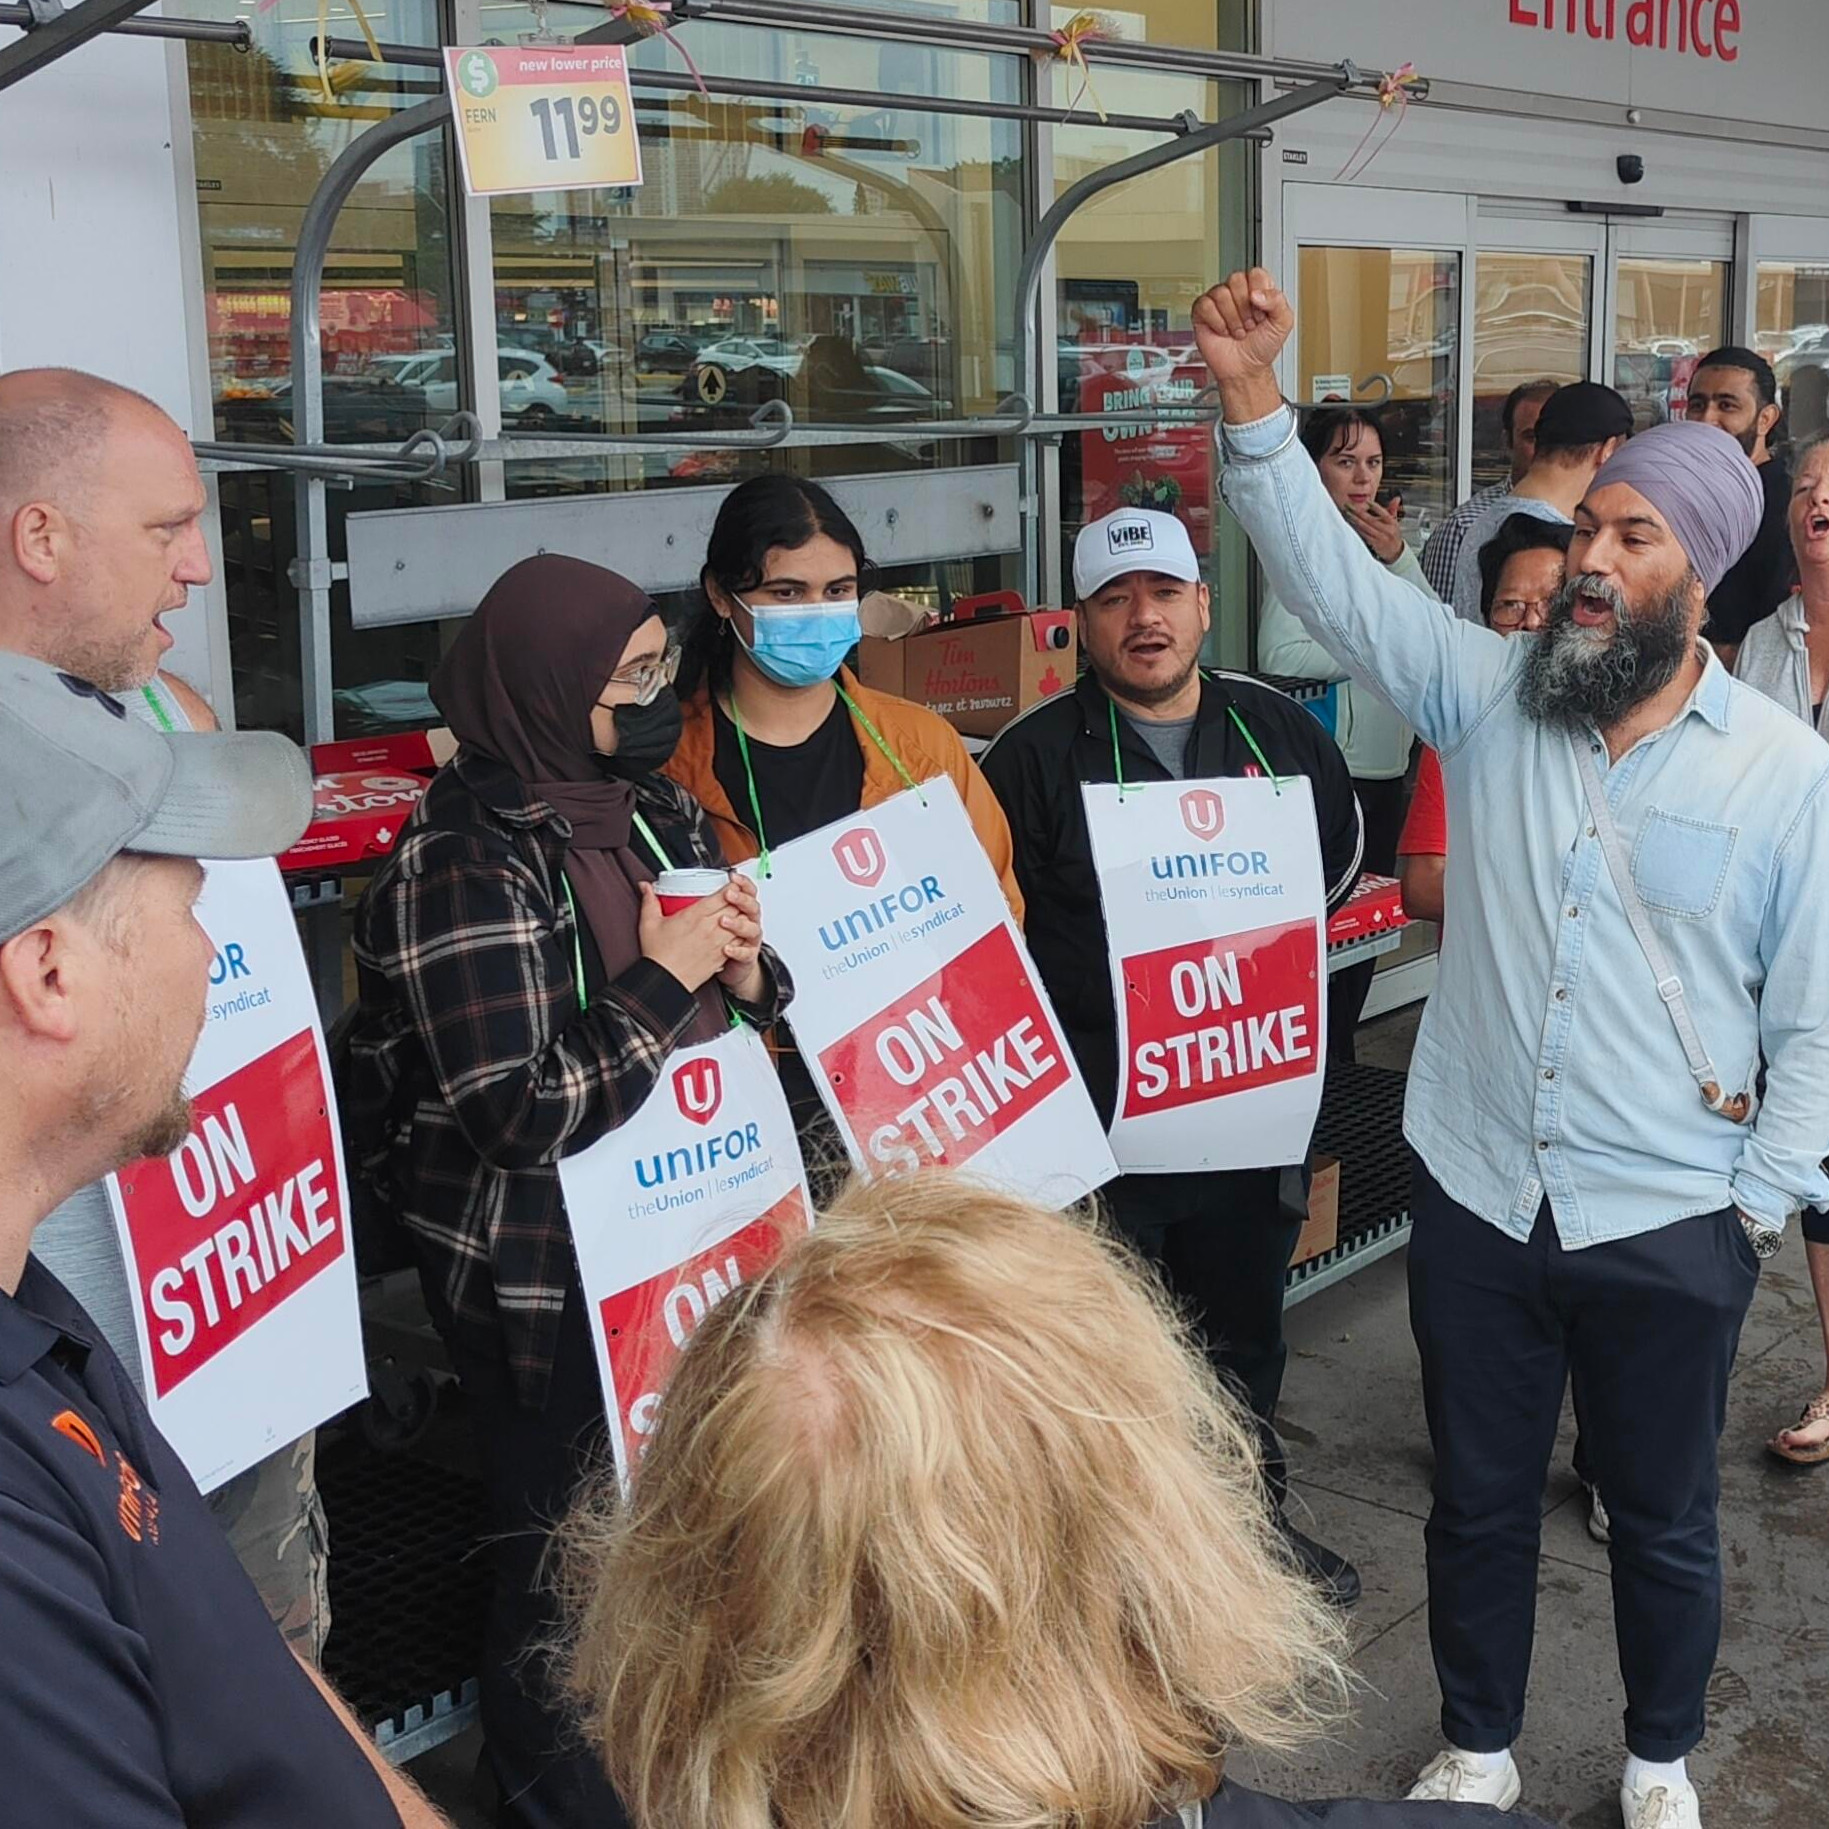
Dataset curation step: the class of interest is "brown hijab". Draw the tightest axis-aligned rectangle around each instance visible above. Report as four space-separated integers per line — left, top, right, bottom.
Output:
433 554 724 1038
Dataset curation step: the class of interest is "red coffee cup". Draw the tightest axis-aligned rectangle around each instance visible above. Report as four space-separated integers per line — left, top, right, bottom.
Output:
653 867 730 916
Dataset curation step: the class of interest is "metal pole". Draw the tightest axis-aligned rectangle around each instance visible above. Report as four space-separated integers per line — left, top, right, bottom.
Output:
0 2 249 43
287 95 451 743
0 0 155 87
311 36 1216 137
1008 69 1353 604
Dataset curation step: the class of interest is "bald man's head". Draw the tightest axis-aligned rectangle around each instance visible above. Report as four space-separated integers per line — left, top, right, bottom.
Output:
0 368 211 690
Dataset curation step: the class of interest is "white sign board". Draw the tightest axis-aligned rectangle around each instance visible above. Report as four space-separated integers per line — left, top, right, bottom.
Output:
758 777 1117 1208
106 861 367 1493
1083 776 1328 1173
559 1025 812 1478
1267 0 1827 134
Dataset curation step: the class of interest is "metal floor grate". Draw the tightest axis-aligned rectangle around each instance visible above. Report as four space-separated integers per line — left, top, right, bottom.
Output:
1288 1061 1415 1304
319 1437 489 1758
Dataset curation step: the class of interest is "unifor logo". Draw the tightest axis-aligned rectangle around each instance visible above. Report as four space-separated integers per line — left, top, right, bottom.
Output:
832 827 887 888
673 1056 723 1126
1108 519 1154 553
1180 788 1225 842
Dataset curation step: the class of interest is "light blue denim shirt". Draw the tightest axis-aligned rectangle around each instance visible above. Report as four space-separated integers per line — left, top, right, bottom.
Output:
1221 406 1829 1240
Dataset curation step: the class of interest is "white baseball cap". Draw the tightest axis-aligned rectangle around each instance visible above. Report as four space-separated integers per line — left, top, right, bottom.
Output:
1072 507 1201 601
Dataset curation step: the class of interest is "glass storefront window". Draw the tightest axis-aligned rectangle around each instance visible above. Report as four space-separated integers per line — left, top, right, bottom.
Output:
1612 255 1727 435
1758 260 1829 449
484 7 1020 514
1295 245 1461 542
1470 251 1590 491
188 0 459 739
1050 60 1253 656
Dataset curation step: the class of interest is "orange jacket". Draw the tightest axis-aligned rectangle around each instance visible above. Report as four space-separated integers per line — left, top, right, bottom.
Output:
666 668 1025 925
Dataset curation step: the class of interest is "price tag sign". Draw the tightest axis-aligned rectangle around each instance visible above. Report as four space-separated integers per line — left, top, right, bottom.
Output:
444 43 644 197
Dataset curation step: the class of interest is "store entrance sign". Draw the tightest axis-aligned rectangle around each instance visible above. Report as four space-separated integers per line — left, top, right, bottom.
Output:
444 45 643 197
1508 0 1740 62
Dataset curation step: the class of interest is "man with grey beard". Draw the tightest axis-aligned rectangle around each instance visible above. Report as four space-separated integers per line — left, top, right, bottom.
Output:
1194 269 1829 1829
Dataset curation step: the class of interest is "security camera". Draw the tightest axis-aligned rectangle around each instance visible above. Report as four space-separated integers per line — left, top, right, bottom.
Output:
1617 153 1645 185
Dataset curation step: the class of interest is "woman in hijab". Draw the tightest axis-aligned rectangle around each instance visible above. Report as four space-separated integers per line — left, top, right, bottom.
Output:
345 553 789 1829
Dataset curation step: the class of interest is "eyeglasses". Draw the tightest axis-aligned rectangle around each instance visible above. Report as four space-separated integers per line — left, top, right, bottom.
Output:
1489 597 1551 627
598 643 681 708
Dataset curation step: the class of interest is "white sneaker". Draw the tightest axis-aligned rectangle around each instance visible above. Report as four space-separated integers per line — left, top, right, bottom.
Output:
1621 1777 1701 1828
1588 1484 1612 1544
1406 1748 1523 1809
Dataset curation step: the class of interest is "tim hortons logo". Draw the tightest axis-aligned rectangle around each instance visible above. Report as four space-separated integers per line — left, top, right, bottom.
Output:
832 827 887 888
672 1056 723 1126
1180 789 1225 843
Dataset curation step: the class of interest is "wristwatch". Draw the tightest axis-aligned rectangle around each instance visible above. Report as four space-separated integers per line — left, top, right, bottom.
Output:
1740 1212 1785 1260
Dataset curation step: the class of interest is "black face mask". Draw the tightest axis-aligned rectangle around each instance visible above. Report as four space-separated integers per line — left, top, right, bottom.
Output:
597 688 682 779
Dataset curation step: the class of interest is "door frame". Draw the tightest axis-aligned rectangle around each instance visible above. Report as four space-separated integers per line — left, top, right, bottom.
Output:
1279 183 1479 504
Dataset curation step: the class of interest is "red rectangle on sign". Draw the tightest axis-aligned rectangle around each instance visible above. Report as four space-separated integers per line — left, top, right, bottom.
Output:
597 1185 808 1457
113 1031 347 1396
817 925 1070 1175
1119 918 1320 1119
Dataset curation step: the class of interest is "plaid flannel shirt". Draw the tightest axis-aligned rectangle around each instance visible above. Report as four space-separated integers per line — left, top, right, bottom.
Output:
345 752 790 1409
1418 478 1513 601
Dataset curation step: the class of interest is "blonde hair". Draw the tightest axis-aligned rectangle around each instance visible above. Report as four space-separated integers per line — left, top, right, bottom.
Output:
560 1174 1350 1829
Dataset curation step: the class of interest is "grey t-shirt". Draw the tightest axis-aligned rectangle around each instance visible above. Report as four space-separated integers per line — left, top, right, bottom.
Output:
1448 493 1569 621
1121 710 1197 780
32 676 191 1391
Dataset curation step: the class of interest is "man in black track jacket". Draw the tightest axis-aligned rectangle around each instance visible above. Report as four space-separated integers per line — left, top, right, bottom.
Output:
982 506 1364 1606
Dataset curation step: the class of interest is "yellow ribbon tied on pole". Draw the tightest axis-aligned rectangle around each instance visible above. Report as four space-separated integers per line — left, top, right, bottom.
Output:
1044 11 1109 125
255 0 384 103
607 0 709 95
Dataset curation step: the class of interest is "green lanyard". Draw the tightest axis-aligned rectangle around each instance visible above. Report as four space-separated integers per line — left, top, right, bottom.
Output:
140 683 179 733
559 811 673 1015
1106 683 1283 799
727 680 923 878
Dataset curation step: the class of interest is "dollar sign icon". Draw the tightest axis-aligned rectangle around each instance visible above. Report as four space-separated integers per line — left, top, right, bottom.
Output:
460 52 498 98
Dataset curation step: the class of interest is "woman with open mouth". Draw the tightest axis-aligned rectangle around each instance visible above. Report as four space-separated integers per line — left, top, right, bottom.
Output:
1733 428 1829 1466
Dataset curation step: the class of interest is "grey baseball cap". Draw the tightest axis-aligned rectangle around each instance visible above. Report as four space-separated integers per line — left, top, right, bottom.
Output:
0 655 313 943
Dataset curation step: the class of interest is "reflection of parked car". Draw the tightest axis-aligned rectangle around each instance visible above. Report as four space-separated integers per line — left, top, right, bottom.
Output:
635 331 704 377
1057 341 1177 402
371 349 571 427
216 373 431 445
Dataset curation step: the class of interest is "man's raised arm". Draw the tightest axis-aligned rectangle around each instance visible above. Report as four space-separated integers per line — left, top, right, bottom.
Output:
1194 270 1512 755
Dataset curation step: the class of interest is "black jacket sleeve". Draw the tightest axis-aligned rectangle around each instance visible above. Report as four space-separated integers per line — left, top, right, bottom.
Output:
1294 717 1364 911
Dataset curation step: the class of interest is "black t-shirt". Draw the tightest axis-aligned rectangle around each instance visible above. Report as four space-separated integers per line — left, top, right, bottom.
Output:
710 689 865 851
0 1257 397 1827
710 691 865 1152
1705 455 1796 647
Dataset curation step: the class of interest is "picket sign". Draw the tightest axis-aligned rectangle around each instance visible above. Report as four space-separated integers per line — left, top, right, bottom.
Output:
757 776 1117 1207
559 1024 812 1479
1083 775 1328 1172
106 860 368 1494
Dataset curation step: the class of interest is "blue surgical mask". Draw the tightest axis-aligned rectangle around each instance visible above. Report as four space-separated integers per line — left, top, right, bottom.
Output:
735 597 861 689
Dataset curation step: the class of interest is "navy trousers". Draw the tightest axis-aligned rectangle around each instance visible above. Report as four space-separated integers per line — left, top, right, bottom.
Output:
1406 1166 1760 1762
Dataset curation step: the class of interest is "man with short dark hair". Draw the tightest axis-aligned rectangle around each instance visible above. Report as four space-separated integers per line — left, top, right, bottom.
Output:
1445 381 1635 619
1199 266 1829 1829
1686 345 1795 659
1420 378 1559 598
0 364 332 1658
981 506 1365 1610
0 654 447 1827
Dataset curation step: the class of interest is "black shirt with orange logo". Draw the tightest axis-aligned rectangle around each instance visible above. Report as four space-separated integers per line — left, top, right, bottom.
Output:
0 1256 397 1827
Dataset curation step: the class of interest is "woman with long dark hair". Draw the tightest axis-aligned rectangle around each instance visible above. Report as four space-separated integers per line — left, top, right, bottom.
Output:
345 554 789 1829
665 473 1021 1138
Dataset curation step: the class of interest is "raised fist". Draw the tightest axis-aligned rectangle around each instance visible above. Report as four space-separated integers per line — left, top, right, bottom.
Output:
1191 269 1295 385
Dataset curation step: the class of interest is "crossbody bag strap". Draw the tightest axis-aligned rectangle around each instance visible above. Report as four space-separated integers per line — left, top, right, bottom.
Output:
1569 734 1753 1123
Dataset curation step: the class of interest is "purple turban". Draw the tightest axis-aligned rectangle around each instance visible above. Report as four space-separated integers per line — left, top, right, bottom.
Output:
1586 420 1763 594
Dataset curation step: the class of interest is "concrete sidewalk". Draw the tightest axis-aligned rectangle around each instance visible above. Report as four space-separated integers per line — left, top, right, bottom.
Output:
1231 1239 1829 1826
